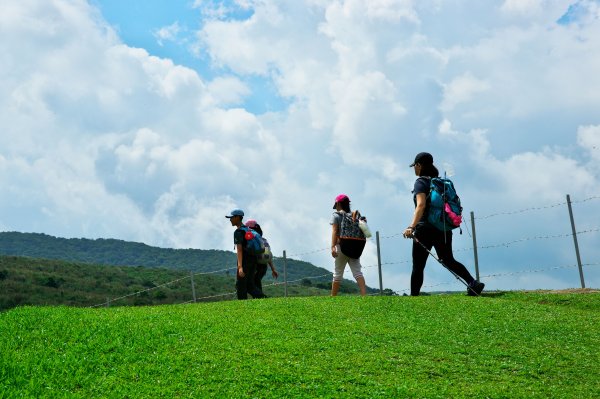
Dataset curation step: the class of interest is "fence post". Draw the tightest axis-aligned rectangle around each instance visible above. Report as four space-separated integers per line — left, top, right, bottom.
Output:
190 271 197 303
105 297 110 308
566 194 586 288
470 211 480 281
283 250 288 298
376 231 383 295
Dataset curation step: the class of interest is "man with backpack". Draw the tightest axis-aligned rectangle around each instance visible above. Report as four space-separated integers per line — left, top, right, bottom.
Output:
244 219 278 292
226 209 266 300
402 152 485 296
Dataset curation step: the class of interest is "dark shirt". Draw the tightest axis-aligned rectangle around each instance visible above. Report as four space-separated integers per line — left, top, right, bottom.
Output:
234 227 246 247
412 176 431 224
233 227 255 267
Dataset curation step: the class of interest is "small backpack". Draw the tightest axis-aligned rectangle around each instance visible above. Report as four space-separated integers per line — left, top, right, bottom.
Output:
256 237 273 265
240 226 266 256
337 210 366 259
427 177 463 231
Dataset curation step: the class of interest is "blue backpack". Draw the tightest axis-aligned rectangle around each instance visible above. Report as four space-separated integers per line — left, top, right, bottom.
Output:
427 177 463 231
240 226 266 256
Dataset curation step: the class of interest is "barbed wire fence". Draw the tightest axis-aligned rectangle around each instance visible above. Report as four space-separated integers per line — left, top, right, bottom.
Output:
90 194 600 308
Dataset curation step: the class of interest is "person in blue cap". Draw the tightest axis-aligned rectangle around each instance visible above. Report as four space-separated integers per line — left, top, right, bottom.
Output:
226 209 266 300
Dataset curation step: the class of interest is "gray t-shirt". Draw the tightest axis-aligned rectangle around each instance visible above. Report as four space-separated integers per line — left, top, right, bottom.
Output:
330 211 345 229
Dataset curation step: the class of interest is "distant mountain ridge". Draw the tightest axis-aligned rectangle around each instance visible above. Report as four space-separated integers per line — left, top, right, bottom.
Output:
0 231 333 283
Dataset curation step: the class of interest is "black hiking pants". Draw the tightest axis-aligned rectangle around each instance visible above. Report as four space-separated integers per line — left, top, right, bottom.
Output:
254 263 268 292
236 256 265 300
411 223 475 296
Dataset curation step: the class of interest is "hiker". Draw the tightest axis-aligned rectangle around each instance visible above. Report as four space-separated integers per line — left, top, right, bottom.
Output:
330 194 367 296
226 209 266 300
402 152 485 296
244 219 278 291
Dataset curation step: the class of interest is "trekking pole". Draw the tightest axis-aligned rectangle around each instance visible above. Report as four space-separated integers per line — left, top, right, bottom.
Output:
411 235 480 296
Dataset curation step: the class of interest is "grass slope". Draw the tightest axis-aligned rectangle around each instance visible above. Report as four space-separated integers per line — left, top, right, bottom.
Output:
1 255 359 311
0 232 376 298
0 231 338 283
1 292 599 398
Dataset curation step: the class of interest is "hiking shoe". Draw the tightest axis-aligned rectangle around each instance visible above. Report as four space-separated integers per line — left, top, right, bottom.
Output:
467 280 485 296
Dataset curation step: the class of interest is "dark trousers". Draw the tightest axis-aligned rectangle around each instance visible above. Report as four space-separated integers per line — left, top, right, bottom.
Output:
236 258 265 300
254 264 268 291
411 223 475 296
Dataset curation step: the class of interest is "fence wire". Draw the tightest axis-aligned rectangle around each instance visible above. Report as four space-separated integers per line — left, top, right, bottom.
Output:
452 227 600 253
85 195 599 308
476 195 600 220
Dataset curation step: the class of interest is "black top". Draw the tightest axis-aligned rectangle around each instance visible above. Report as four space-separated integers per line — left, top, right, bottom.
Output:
234 227 259 267
234 227 246 247
412 176 431 224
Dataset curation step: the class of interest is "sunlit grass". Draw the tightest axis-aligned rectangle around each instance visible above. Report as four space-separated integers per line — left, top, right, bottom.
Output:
1 292 598 398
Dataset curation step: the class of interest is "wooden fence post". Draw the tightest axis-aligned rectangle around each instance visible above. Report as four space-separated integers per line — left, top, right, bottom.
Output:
376 231 383 295
566 194 585 288
283 250 288 298
470 211 480 281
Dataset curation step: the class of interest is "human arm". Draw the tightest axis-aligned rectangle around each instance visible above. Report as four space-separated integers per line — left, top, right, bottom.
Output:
236 244 245 277
269 260 278 279
404 192 426 238
331 223 339 257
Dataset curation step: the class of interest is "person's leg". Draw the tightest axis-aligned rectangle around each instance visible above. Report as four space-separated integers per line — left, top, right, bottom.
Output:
245 258 266 299
411 229 433 296
236 272 248 300
331 245 347 296
255 264 267 291
348 257 366 296
432 231 475 285
331 280 341 296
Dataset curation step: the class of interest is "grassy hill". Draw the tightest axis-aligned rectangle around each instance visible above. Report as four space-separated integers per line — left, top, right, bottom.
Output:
0 231 372 289
1 292 598 398
0 255 367 311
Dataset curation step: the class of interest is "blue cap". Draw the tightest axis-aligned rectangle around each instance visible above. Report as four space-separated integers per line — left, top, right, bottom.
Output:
225 209 244 218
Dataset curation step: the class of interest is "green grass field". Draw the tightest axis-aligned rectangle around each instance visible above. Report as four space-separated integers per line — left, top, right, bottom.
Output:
1 292 599 398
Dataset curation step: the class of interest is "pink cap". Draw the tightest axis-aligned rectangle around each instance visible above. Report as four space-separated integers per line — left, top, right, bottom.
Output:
244 219 257 228
333 194 350 209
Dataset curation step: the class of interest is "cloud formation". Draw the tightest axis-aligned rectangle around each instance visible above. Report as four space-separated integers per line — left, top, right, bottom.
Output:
0 0 599 292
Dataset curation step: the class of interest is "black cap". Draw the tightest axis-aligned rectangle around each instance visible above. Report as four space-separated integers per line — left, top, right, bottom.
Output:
409 152 433 167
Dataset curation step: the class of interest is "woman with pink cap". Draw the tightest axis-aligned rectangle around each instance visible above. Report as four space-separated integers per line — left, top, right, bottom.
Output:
330 194 367 296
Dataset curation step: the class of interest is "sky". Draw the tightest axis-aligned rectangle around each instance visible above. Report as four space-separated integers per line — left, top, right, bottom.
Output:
1 0 599 294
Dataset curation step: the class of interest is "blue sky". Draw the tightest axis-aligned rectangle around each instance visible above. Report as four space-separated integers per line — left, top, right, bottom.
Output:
1 0 599 293
92 0 283 113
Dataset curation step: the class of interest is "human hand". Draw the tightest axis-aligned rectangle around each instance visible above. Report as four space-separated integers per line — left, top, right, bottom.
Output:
272 269 279 279
403 227 414 238
237 267 245 278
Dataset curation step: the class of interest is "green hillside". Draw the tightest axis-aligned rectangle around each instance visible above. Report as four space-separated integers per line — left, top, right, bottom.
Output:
1 293 599 398
0 255 366 311
0 231 356 285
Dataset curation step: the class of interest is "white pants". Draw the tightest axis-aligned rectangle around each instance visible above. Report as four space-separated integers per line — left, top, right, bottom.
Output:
333 244 363 282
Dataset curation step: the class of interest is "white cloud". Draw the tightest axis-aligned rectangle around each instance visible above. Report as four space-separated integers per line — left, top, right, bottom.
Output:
578 124 600 154
577 124 600 175
154 22 182 46
500 0 544 15
205 76 250 106
1 0 600 292
440 73 490 113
